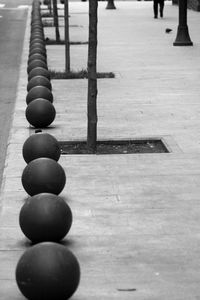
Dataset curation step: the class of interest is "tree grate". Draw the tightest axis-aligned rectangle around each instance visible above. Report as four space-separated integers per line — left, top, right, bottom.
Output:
59 139 169 155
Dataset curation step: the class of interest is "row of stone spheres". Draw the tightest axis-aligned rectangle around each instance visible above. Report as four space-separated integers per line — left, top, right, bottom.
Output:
15 1 81 299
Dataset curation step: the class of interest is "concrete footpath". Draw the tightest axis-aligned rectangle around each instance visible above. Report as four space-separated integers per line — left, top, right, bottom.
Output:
1 1 200 299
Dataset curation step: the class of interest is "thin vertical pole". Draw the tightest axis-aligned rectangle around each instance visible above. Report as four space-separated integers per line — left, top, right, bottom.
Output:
48 0 52 15
87 0 98 153
64 0 70 72
52 0 60 42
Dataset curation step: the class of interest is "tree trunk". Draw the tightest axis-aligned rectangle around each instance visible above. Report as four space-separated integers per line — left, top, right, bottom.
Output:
52 0 60 42
64 0 70 72
87 0 98 153
48 0 52 15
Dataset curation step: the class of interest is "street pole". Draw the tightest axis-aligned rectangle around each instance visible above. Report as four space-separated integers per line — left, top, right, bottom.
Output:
173 0 193 46
52 0 60 42
64 0 70 73
48 0 52 15
106 0 116 9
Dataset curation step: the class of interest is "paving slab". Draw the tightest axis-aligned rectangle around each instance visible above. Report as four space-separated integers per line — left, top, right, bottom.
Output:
1 1 200 300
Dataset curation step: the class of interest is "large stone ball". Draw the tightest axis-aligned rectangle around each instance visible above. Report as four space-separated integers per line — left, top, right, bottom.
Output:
28 53 47 64
26 98 56 128
31 21 43 26
22 132 60 163
30 25 43 31
31 22 42 27
30 31 44 37
26 86 53 104
19 193 72 242
43 0 50 4
30 36 45 44
16 242 80 300
30 30 44 37
30 36 44 42
30 42 45 51
21 158 66 196
30 31 45 39
28 67 50 81
27 76 52 92
30 38 45 46
27 59 48 74
29 47 46 58
30 46 46 56
30 43 46 51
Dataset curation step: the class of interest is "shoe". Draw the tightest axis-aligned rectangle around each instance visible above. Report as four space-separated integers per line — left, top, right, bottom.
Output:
154 16 158 18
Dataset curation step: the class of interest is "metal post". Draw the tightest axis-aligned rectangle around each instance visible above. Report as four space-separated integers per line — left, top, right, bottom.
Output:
52 0 60 42
106 0 116 10
64 0 70 72
173 0 193 46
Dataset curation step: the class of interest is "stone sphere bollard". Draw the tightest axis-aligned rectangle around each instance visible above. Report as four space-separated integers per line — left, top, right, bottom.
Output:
30 43 45 51
26 86 53 104
30 43 46 52
31 20 43 26
30 30 44 36
30 38 44 46
22 132 60 163
30 29 44 37
28 53 47 64
30 33 45 41
27 75 52 92
30 25 43 31
28 67 50 81
19 193 72 242
27 59 48 74
16 242 80 300
21 157 66 196
26 98 56 128
43 0 51 5
29 47 46 58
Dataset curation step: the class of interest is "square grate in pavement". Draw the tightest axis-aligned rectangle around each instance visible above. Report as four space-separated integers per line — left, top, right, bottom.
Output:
59 138 170 155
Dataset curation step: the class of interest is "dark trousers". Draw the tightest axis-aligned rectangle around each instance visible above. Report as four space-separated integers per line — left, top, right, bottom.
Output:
153 0 164 17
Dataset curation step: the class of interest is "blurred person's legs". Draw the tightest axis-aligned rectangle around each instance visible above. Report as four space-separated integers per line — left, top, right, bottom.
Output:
153 0 158 18
159 0 164 17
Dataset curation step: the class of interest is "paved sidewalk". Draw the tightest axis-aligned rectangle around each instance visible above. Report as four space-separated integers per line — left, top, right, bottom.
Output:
1 1 200 299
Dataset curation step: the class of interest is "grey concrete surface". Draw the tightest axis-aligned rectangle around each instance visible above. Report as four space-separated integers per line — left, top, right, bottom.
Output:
0 2 29 197
1 1 200 299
